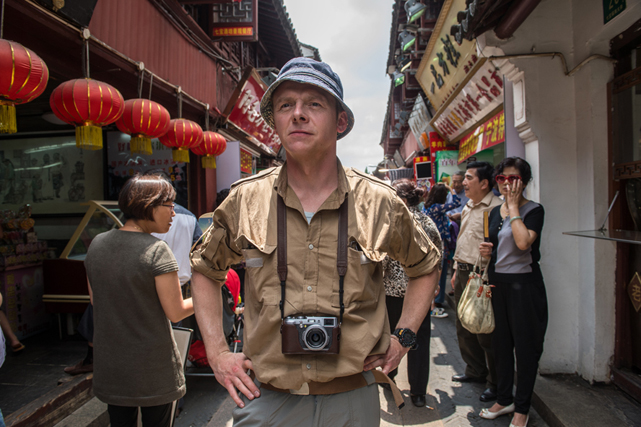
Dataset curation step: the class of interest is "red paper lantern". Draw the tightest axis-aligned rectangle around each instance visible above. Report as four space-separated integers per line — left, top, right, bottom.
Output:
0 39 49 133
192 131 227 169
158 118 203 163
116 99 171 156
49 78 125 150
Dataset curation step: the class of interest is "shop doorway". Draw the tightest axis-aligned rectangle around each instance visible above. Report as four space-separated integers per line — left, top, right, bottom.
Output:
610 19 641 402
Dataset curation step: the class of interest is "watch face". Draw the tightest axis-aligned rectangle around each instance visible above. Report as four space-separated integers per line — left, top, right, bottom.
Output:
394 328 417 348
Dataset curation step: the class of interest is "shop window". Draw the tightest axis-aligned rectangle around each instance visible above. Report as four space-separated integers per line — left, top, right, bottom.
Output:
612 69 641 169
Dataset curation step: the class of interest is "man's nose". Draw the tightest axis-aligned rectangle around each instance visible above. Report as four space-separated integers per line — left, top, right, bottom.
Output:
292 102 307 122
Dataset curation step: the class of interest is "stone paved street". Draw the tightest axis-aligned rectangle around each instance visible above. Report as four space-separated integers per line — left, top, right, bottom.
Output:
189 302 549 427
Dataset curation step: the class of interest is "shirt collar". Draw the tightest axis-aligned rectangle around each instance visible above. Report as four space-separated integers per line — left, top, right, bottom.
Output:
467 190 496 208
274 158 350 210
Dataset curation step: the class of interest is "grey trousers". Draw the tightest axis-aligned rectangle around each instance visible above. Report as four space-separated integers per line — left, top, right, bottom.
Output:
233 373 381 427
454 267 496 389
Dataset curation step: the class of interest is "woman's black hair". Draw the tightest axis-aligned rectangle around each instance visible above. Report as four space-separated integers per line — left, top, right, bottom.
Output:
392 178 426 207
118 174 176 221
425 183 449 207
493 157 532 185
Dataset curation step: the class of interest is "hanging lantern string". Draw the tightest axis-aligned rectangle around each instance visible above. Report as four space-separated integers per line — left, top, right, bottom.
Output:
148 71 154 100
137 69 144 99
205 104 209 131
81 38 91 79
1 0 6 39
177 88 183 118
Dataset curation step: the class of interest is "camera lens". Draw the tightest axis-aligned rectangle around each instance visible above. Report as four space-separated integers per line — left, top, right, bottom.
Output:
303 325 329 350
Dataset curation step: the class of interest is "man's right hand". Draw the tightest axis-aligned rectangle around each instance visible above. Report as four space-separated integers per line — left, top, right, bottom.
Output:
451 270 456 290
210 350 260 408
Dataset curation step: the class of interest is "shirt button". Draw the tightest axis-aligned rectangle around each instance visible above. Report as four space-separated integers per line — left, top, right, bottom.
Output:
307 286 312 292
306 363 312 370
308 244 314 250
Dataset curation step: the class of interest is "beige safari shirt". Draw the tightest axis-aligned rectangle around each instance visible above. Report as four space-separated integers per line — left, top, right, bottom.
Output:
191 160 440 390
453 190 502 266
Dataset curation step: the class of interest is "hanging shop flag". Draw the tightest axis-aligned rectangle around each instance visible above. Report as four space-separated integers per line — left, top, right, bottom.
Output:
211 0 258 42
432 61 504 142
240 148 253 174
457 109 505 164
223 67 282 153
415 0 483 113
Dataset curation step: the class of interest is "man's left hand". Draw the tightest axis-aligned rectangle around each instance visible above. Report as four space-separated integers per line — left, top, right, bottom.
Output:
363 337 409 374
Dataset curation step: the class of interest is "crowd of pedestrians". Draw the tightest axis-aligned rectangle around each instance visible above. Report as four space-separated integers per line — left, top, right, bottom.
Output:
0 58 546 427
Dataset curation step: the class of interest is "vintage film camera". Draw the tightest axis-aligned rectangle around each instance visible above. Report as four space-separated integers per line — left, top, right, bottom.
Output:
282 315 340 354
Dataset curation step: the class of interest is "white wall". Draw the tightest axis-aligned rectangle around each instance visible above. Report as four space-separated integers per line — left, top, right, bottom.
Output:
481 0 641 382
216 141 241 192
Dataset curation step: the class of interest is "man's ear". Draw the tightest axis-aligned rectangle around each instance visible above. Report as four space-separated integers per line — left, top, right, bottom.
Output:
480 179 489 191
336 111 349 134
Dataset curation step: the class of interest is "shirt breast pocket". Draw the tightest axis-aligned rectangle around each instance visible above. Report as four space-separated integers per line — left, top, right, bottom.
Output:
242 247 278 306
332 247 381 309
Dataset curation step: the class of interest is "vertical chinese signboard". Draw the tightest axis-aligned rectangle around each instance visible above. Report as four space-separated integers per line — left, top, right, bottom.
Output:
416 0 505 144
223 68 282 153
211 0 258 42
416 0 483 113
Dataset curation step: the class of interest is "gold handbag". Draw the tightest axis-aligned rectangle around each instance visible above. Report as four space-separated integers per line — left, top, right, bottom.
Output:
457 256 495 334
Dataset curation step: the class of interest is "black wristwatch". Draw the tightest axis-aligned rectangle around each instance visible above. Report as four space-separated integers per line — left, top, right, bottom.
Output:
392 328 417 349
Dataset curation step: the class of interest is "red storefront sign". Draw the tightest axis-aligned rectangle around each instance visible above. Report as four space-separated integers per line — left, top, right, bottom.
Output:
457 109 505 164
429 131 456 178
223 68 282 152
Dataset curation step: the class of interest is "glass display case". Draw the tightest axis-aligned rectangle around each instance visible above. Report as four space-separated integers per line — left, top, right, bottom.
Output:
43 201 124 322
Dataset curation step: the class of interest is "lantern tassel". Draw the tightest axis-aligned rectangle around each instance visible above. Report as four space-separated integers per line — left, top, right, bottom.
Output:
0 102 17 134
172 148 190 163
76 123 103 150
131 135 152 156
202 156 216 169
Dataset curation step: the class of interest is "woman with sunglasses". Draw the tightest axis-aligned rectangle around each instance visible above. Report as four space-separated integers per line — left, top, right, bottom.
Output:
85 174 194 427
478 157 547 427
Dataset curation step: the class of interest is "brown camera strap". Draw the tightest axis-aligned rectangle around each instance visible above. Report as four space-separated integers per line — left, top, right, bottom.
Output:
277 194 348 324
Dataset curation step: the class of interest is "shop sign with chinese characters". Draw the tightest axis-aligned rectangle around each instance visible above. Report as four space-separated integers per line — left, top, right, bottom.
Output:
457 109 505 164
428 131 456 178
416 0 483 112
240 148 253 174
211 0 258 42
432 61 504 142
223 68 282 153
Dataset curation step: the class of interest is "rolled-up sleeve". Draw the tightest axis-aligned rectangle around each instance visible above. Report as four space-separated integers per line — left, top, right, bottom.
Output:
190 194 243 283
387 197 441 279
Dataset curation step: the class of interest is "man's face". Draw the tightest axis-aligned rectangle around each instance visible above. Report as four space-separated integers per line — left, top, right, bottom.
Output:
452 174 464 194
272 81 348 162
463 168 488 202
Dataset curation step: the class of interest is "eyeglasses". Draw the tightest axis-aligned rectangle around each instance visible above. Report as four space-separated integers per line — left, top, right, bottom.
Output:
160 203 175 211
495 174 521 184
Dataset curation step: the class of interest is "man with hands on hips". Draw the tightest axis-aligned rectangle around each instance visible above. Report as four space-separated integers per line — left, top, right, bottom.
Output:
190 58 440 427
